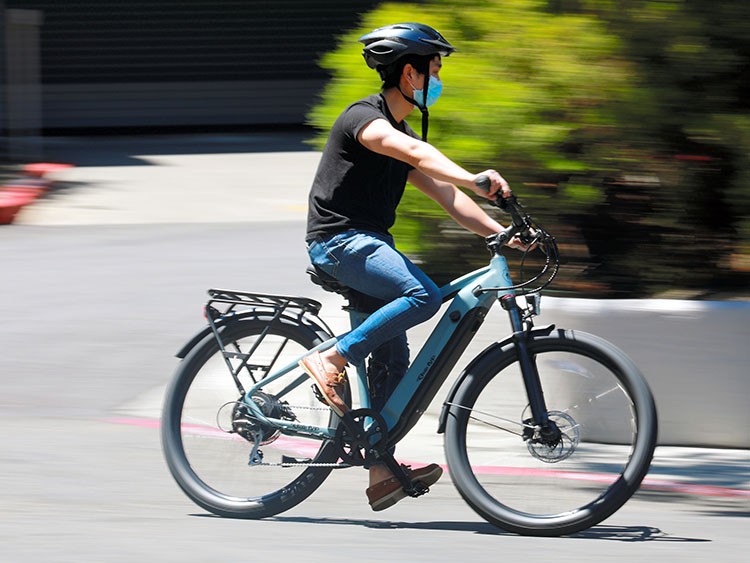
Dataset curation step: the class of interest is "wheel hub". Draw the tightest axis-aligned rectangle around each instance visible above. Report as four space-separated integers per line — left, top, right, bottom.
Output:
217 391 296 445
523 411 580 463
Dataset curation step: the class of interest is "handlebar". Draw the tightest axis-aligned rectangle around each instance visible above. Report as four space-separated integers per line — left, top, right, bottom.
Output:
474 174 533 246
473 174 560 294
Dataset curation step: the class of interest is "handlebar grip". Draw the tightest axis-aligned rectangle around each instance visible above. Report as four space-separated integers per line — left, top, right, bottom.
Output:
475 174 491 192
475 173 510 211
475 174 526 230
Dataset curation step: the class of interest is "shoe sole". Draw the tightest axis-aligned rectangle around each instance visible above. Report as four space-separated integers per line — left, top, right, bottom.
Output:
298 359 348 418
369 466 443 512
370 488 408 512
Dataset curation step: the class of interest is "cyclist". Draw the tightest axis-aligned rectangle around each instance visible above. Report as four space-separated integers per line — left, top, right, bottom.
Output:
300 22 526 511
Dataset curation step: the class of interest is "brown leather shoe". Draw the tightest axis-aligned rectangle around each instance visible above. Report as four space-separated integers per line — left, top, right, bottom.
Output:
298 351 349 417
366 463 443 512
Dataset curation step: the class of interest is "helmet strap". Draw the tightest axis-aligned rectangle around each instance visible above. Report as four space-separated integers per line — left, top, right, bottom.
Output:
398 61 431 142
420 60 430 142
420 107 429 143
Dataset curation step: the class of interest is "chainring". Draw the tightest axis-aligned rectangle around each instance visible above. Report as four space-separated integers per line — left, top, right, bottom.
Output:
334 408 389 466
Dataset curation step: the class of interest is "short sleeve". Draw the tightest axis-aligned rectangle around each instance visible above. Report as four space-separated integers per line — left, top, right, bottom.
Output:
340 102 387 142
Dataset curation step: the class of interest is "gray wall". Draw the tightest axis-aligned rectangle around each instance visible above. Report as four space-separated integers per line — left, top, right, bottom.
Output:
2 7 44 159
3 0 381 131
534 297 750 449
0 0 5 136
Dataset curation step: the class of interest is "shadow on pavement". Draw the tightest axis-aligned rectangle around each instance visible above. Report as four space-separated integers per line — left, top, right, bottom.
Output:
648 452 750 489
234 515 710 542
570 525 709 543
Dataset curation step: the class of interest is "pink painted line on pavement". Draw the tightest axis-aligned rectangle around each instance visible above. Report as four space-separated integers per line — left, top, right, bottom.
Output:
107 417 750 499
108 417 160 429
446 460 750 499
106 417 324 458
639 478 750 499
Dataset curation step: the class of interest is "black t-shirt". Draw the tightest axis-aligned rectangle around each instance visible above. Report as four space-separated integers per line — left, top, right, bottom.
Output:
306 94 419 241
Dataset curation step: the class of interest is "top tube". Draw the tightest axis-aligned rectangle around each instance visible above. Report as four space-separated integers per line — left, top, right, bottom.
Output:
439 265 491 302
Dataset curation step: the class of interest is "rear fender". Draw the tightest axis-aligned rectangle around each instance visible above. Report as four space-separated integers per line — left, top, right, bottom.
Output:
175 311 332 359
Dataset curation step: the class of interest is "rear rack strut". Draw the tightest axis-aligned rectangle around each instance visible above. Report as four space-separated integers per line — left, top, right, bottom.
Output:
203 288 327 393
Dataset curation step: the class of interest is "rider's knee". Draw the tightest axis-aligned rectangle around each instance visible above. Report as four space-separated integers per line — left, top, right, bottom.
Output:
408 283 442 321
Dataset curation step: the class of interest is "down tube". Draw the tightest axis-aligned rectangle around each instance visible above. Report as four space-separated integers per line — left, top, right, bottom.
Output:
380 255 514 433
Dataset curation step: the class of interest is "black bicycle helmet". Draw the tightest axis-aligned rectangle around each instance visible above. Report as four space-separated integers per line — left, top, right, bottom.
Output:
359 22 455 77
359 23 455 142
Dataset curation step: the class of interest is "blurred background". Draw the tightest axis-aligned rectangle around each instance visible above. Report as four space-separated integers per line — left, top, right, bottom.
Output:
308 0 750 297
0 2 748 559
2 0 748 297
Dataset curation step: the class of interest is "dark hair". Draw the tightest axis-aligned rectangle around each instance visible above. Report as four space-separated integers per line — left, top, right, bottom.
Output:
380 54 435 89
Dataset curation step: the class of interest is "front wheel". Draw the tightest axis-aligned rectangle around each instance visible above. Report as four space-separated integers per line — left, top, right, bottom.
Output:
444 329 657 536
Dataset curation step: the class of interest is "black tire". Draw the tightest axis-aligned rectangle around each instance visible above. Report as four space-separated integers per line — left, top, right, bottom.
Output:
162 317 346 519
444 329 657 536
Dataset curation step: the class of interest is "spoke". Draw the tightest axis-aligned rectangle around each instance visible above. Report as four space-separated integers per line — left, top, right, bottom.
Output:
594 386 624 401
469 414 524 437
557 384 625 418
447 402 530 437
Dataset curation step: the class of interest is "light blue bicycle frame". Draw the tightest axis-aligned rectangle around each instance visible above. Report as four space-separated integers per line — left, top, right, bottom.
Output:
240 253 517 445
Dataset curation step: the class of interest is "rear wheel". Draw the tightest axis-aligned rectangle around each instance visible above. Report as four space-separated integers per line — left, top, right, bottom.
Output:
444 329 657 536
162 317 347 518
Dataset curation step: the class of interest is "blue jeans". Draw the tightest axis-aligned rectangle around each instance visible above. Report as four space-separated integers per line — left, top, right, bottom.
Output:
307 230 442 412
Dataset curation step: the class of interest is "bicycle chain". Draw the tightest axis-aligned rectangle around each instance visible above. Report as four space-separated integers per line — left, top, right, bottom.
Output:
248 401 350 468
284 403 330 412
253 461 351 468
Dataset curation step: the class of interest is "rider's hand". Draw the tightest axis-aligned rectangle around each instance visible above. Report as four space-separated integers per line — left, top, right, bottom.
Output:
473 169 511 201
506 230 540 252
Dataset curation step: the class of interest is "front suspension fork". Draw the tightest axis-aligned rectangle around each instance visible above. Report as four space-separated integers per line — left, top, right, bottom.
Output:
501 296 551 429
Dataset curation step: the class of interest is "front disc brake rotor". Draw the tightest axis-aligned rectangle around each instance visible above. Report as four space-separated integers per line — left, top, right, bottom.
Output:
524 410 580 463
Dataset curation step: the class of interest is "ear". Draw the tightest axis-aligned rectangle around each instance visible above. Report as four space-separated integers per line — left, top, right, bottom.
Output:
402 63 419 83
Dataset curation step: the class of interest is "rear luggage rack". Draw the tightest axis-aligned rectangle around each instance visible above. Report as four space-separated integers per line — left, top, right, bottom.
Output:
206 288 323 319
202 289 328 392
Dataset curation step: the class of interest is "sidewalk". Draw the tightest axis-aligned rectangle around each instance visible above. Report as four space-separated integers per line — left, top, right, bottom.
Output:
14 133 320 226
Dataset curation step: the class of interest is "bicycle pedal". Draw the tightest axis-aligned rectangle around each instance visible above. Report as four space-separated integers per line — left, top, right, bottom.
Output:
405 481 430 498
310 384 328 407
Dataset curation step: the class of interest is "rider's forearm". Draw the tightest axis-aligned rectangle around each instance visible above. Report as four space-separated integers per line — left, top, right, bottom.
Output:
443 186 505 237
408 142 477 189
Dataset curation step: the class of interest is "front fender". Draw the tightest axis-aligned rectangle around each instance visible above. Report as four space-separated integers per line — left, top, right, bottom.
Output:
437 324 556 434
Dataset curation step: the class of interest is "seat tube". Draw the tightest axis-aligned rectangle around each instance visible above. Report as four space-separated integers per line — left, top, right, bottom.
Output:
500 295 549 426
347 308 371 409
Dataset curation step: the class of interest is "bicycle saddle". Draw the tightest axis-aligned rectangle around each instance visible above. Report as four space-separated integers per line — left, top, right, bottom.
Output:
306 265 350 296
305 265 382 314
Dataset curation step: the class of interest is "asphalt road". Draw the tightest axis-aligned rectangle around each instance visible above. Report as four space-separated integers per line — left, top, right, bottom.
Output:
1 220 748 563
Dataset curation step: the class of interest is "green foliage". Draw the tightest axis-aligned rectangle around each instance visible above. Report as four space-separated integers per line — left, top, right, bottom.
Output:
307 0 750 297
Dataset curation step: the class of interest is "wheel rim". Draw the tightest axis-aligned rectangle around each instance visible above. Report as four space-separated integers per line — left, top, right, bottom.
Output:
455 346 641 520
175 328 336 503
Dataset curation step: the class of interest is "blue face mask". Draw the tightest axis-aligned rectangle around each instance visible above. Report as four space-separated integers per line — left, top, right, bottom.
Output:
412 75 443 108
